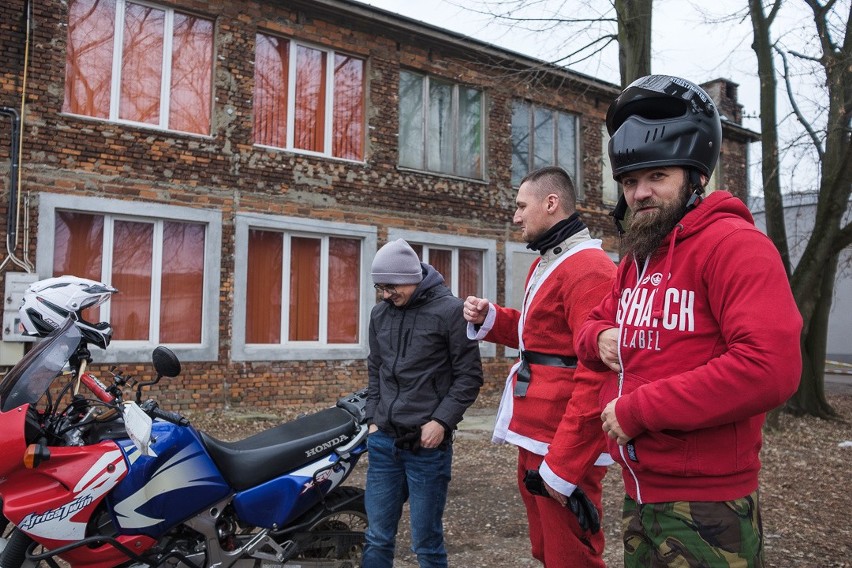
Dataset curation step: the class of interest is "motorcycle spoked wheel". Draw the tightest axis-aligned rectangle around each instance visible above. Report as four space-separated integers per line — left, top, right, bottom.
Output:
279 487 367 568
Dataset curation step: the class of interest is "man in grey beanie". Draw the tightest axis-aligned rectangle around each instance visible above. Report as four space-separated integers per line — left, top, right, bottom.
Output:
363 238 483 568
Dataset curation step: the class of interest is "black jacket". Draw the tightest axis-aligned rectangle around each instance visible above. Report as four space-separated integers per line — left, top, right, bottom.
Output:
366 264 483 434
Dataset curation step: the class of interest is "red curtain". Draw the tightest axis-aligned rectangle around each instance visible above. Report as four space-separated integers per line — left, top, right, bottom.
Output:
327 237 360 343
429 249 452 288
119 2 164 125
332 54 364 159
458 249 483 299
294 45 326 153
169 13 213 134
246 229 283 344
111 220 153 340
54 211 105 322
159 222 204 343
64 0 116 118
254 33 289 148
289 237 320 341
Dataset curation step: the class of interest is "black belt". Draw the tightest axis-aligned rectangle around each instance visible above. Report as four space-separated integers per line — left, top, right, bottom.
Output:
514 350 578 397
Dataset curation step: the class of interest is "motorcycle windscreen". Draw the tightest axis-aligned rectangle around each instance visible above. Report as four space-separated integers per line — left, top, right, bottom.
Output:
0 318 81 412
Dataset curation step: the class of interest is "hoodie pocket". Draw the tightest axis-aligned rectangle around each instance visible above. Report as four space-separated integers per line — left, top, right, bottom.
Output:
628 430 689 477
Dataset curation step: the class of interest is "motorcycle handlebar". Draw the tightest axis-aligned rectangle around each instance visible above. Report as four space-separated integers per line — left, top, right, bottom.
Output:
79 373 115 404
149 406 190 427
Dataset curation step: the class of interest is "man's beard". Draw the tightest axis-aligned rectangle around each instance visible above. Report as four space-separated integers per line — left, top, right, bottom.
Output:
622 184 691 260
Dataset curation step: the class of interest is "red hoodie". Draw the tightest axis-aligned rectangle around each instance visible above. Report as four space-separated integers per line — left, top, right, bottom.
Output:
577 191 802 504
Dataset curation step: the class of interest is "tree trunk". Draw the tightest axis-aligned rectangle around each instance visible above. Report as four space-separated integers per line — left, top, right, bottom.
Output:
614 0 651 87
748 0 792 277
787 253 839 418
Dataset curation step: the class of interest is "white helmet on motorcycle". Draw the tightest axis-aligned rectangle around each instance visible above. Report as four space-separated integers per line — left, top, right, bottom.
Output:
19 276 118 349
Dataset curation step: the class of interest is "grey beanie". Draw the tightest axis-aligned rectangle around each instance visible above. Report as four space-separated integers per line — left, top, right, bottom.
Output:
371 239 423 285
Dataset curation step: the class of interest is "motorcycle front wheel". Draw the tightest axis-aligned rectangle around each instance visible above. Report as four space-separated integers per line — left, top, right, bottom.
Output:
282 486 367 568
0 528 38 568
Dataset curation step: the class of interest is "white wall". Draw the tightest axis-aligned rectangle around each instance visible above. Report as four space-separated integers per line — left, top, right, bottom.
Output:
751 194 852 363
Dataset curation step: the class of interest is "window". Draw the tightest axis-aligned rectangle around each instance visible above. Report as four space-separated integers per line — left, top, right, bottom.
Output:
601 124 620 205
407 245 483 300
705 154 723 195
254 33 365 160
387 229 497 357
512 101 579 191
233 214 376 361
503 241 539 358
398 71 483 178
63 0 213 135
37 194 222 362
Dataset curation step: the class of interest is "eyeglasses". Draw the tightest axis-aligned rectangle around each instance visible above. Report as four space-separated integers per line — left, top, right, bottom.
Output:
373 283 398 294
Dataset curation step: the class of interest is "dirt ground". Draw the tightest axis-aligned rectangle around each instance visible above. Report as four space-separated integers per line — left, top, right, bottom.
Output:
192 389 852 568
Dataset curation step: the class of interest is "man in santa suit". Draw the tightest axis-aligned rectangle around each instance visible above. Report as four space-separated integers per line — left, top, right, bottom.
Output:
464 165 616 567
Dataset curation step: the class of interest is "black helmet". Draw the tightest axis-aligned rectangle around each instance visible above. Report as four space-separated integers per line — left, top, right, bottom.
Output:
606 75 722 180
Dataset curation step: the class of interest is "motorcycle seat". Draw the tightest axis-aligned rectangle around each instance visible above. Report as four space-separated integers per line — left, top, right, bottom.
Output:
199 407 358 491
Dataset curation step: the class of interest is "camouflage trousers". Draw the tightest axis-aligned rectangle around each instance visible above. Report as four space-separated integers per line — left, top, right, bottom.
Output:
622 492 764 568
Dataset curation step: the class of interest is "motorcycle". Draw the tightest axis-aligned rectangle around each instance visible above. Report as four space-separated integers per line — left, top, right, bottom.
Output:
0 317 369 567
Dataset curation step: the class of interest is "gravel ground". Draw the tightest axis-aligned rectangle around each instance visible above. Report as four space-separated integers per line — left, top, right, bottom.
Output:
190 390 852 568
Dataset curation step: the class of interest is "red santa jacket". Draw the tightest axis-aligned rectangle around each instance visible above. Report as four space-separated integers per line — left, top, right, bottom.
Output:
472 234 616 493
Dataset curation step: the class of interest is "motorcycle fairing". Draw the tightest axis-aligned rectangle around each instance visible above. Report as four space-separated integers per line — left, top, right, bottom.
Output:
232 451 360 528
108 421 231 537
2 442 128 542
0 403 28 477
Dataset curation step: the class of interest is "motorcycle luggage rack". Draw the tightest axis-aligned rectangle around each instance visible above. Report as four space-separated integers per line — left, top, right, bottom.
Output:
25 535 204 568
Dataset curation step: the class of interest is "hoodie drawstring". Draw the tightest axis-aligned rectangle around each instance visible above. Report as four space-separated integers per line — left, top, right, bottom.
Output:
652 224 682 320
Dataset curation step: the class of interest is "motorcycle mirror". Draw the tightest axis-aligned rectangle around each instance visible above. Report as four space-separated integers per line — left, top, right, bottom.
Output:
152 346 181 378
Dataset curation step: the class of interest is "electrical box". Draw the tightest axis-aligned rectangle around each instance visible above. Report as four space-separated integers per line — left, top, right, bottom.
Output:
3 272 40 343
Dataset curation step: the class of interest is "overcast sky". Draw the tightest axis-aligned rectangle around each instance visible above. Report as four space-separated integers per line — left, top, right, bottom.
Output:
354 0 829 194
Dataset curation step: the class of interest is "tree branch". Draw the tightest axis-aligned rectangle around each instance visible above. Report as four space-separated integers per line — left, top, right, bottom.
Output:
776 48 825 161
833 222 852 256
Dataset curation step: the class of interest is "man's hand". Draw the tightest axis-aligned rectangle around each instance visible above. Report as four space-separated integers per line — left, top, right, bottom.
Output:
544 480 568 507
601 399 630 446
463 296 490 325
597 328 621 372
420 420 446 449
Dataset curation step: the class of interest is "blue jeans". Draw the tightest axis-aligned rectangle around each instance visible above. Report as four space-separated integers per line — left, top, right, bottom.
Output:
362 430 452 568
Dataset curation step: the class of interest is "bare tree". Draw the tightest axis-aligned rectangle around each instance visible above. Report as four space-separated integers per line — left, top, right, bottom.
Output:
749 0 852 419
446 0 649 86
614 0 652 86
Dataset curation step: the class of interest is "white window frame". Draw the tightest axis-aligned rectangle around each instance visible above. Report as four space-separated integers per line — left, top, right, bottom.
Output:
233 213 376 361
601 123 620 206
36 193 222 362
511 100 582 197
65 0 214 135
397 70 485 179
503 241 539 359
253 35 365 162
388 229 496 358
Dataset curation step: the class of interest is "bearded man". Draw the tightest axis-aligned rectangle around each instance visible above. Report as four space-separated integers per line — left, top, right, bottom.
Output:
576 75 802 568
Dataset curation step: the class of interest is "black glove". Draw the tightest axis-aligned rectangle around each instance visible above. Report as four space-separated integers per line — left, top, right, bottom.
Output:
566 486 600 534
393 425 422 453
523 470 600 534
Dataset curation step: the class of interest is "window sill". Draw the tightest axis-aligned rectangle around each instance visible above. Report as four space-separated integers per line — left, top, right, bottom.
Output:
395 166 488 185
252 143 367 165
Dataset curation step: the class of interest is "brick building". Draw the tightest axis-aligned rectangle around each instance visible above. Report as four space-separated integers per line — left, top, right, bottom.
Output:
0 0 758 411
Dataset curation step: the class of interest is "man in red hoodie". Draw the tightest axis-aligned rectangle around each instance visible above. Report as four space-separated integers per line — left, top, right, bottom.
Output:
464 166 616 567
576 75 802 568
